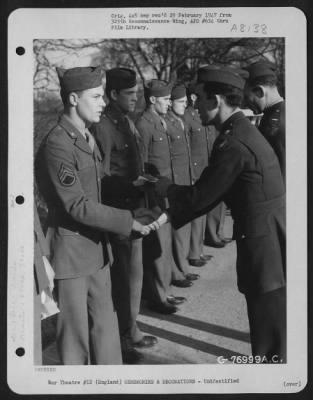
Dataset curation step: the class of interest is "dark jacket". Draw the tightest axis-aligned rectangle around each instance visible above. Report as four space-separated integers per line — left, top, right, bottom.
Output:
258 100 285 182
91 103 146 210
167 111 286 295
36 114 133 279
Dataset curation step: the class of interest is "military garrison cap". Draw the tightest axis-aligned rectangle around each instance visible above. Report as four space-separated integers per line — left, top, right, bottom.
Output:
171 83 187 100
197 65 248 90
144 79 172 97
56 66 102 92
106 67 137 90
186 82 197 96
245 61 277 81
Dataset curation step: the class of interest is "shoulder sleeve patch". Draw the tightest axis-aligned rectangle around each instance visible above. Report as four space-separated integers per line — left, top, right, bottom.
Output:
58 164 76 186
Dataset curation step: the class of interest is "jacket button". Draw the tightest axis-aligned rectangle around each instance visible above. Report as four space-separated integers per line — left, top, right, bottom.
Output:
241 234 246 239
194 162 197 166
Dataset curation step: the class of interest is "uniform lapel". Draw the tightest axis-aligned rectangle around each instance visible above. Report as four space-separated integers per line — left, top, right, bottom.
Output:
59 114 93 155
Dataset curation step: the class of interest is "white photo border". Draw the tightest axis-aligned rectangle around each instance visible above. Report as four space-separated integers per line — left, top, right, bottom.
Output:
7 7 307 395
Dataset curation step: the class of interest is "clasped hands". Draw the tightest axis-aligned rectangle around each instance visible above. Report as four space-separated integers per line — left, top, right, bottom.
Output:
131 208 170 237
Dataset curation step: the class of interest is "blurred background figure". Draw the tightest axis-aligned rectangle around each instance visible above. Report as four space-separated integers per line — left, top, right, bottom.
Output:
136 79 188 314
165 84 200 283
184 84 217 261
245 61 285 183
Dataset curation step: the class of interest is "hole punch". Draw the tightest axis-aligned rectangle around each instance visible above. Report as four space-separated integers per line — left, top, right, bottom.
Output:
16 47 25 56
15 195 24 205
15 347 25 357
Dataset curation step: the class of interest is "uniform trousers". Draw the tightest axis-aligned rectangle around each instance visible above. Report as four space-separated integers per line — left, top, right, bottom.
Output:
110 236 144 344
205 202 226 242
55 265 122 365
245 286 286 363
143 223 173 304
189 215 206 259
172 223 192 276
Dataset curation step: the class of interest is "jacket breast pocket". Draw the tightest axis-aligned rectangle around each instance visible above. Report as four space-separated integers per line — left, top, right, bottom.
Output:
115 139 130 153
191 127 202 134
151 134 167 150
57 226 79 236
76 157 95 171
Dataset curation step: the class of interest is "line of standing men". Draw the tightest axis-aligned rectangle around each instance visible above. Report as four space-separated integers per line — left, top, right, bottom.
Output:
36 59 286 365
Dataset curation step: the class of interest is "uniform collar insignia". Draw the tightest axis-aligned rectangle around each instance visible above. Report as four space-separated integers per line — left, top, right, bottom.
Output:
145 109 165 127
59 114 93 154
59 114 81 139
221 111 245 135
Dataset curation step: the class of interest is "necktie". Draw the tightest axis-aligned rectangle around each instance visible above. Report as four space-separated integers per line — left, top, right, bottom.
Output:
84 129 95 152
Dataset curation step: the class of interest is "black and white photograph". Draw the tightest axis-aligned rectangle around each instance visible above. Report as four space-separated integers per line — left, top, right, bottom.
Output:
7 7 307 395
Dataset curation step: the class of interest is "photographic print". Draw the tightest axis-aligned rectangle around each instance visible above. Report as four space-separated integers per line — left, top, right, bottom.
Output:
7 7 307 394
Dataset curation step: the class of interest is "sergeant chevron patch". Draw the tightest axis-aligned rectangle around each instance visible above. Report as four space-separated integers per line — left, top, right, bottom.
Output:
58 164 76 186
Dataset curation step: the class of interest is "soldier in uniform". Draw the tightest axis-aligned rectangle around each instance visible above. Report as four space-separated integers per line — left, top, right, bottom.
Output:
35 66 150 365
165 84 200 281
153 65 286 363
136 79 190 314
245 61 285 182
91 68 158 359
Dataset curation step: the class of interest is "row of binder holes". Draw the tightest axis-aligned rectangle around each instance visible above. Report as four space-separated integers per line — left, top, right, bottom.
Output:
14 47 26 359
16 47 25 56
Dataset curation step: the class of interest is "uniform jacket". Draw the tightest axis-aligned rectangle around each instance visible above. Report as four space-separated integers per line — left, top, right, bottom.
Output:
91 103 146 210
136 108 173 180
168 111 286 295
36 114 133 279
34 206 50 294
165 111 194 185
258 100 285 182
184 106 218 179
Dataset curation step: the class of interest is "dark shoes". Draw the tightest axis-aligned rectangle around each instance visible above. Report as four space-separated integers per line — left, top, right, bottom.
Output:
132 335 158 348
200 254 213 261
121 335 158 363
220 237 233 244
204 238 226 248
150 301 178 314
172 279 193 288
185 273 200 281
166 295 186 305
189 258 206 267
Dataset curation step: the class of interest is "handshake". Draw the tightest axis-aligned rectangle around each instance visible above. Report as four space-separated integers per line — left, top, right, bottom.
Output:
131 207 170 237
